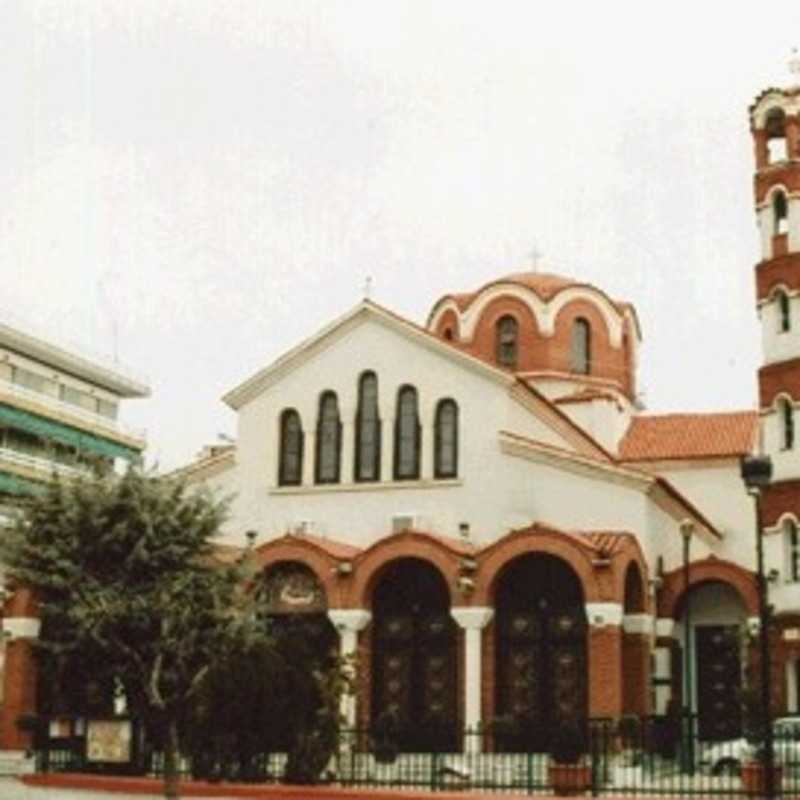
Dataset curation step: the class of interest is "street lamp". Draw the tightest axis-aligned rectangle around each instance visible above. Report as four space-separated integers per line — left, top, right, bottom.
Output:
680 519 695 775
741 454 775 800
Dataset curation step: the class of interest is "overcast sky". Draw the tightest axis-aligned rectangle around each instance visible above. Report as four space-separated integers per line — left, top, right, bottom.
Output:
2 2 800 468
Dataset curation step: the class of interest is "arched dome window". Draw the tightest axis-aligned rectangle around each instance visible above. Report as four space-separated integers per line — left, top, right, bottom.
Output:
781 397 795 451
774 191 789 236
785 519 800 583
278 409 304 486
495 315 519 368
571 318 591 375
315 391 342 484
776 290 792 333
766 108 788 164
394 385 421 480
355 371 381 482
434 398 458 478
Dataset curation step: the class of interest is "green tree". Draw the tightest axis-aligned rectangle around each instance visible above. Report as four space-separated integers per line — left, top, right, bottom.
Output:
0 468 263 800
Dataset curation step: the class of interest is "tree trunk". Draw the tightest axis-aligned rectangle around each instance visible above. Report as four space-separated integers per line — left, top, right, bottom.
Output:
162 718 181 800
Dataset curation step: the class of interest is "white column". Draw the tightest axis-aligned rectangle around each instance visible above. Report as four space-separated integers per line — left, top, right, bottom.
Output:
328 609 371 729
340 419 354 484
302 431 316 485
380 417 393 482
451 606 494 753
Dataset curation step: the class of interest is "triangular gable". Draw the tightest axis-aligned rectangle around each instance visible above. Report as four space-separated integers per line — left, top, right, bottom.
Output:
222 299 614 461
223 300 515 410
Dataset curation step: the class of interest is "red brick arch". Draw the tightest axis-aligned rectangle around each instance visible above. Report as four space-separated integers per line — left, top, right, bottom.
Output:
350 531 464 608
473 525 603 605
658 556 758 619
612 537 651 614
251 535 347 608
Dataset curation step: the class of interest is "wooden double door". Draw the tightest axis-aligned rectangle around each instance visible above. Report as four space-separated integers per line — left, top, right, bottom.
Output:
495 555 588 751
695 624 742 741
371 559 458 752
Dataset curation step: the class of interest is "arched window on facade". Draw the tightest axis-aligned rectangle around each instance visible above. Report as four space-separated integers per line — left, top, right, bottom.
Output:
777 290 792 333
781 397 795 450
774 191 789 236
315 391 342 484
355 371 381 482
278 409 304 486
766 108 788 164
786 519 800 583
496 316 519 368
394 385 421 480
434 399 458 478
571 318 591 374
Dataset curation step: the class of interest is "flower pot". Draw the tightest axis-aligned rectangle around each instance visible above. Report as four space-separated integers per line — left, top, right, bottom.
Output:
741 762 783 796
549 762 591 796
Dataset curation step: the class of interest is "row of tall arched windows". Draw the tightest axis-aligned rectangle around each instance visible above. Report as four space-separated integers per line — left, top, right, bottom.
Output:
494 314 592 374
277 376 459 486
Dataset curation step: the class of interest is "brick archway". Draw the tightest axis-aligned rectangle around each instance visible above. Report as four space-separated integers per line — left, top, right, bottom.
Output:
252 534 358 609
474 524 603 606
350 531 468 609
658 556 758 619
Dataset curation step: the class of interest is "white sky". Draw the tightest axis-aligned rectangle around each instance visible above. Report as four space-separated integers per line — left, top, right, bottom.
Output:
2 2 800 469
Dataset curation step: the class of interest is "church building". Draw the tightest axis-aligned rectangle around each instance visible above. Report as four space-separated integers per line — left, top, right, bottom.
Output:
2 67 800 761
159 68 800 748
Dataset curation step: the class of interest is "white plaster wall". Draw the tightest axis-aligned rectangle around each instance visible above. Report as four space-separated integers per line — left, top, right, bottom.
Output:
553 398 634 455
760 295 800 365
644 499 712 576
790 196 800 252
762 409 800 482
757 204 772 261
218 317 589 548
651 462 756 570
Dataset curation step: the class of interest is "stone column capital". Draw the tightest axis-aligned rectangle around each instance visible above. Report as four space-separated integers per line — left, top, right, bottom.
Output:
451 606 494 630
655 617 676 639
585 602 623 628
623 613 654 635
327 608 371 632
2 617 40 640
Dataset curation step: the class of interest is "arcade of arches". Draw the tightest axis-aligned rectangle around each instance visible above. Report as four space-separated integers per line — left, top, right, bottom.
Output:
0 528 762 752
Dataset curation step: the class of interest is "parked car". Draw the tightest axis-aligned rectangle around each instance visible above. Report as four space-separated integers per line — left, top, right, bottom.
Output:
701 717 800 776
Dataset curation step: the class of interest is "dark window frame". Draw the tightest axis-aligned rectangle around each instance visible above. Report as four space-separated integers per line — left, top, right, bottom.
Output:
394 385 421 480
278 409 304 486
354 371 381 483
434 398 459 479
571 318 592 375
315 391 342 484
782 398 795 451
774 191 789 235
778 290 792 333
496 315 519 369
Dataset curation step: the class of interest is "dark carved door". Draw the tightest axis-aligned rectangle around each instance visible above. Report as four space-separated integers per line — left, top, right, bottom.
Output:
496 555 587 752
372 560 457 752
695 625 742 741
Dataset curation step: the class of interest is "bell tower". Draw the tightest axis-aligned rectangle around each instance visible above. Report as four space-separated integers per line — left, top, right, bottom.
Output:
752 53 800 561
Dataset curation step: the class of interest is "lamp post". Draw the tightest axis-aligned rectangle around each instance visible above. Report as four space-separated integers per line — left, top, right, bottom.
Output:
741 455 775 800
680 520 695 775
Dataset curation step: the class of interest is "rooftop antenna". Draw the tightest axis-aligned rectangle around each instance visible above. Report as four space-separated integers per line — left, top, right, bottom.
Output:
362 275 373 300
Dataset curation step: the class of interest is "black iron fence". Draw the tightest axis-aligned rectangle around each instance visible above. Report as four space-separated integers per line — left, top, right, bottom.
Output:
31 714 800 796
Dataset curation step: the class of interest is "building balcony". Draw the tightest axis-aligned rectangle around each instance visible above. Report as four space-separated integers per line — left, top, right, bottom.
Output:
0 446 88 481
0 378 146 449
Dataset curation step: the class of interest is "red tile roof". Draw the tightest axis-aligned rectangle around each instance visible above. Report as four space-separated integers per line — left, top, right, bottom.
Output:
619 411 758 462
